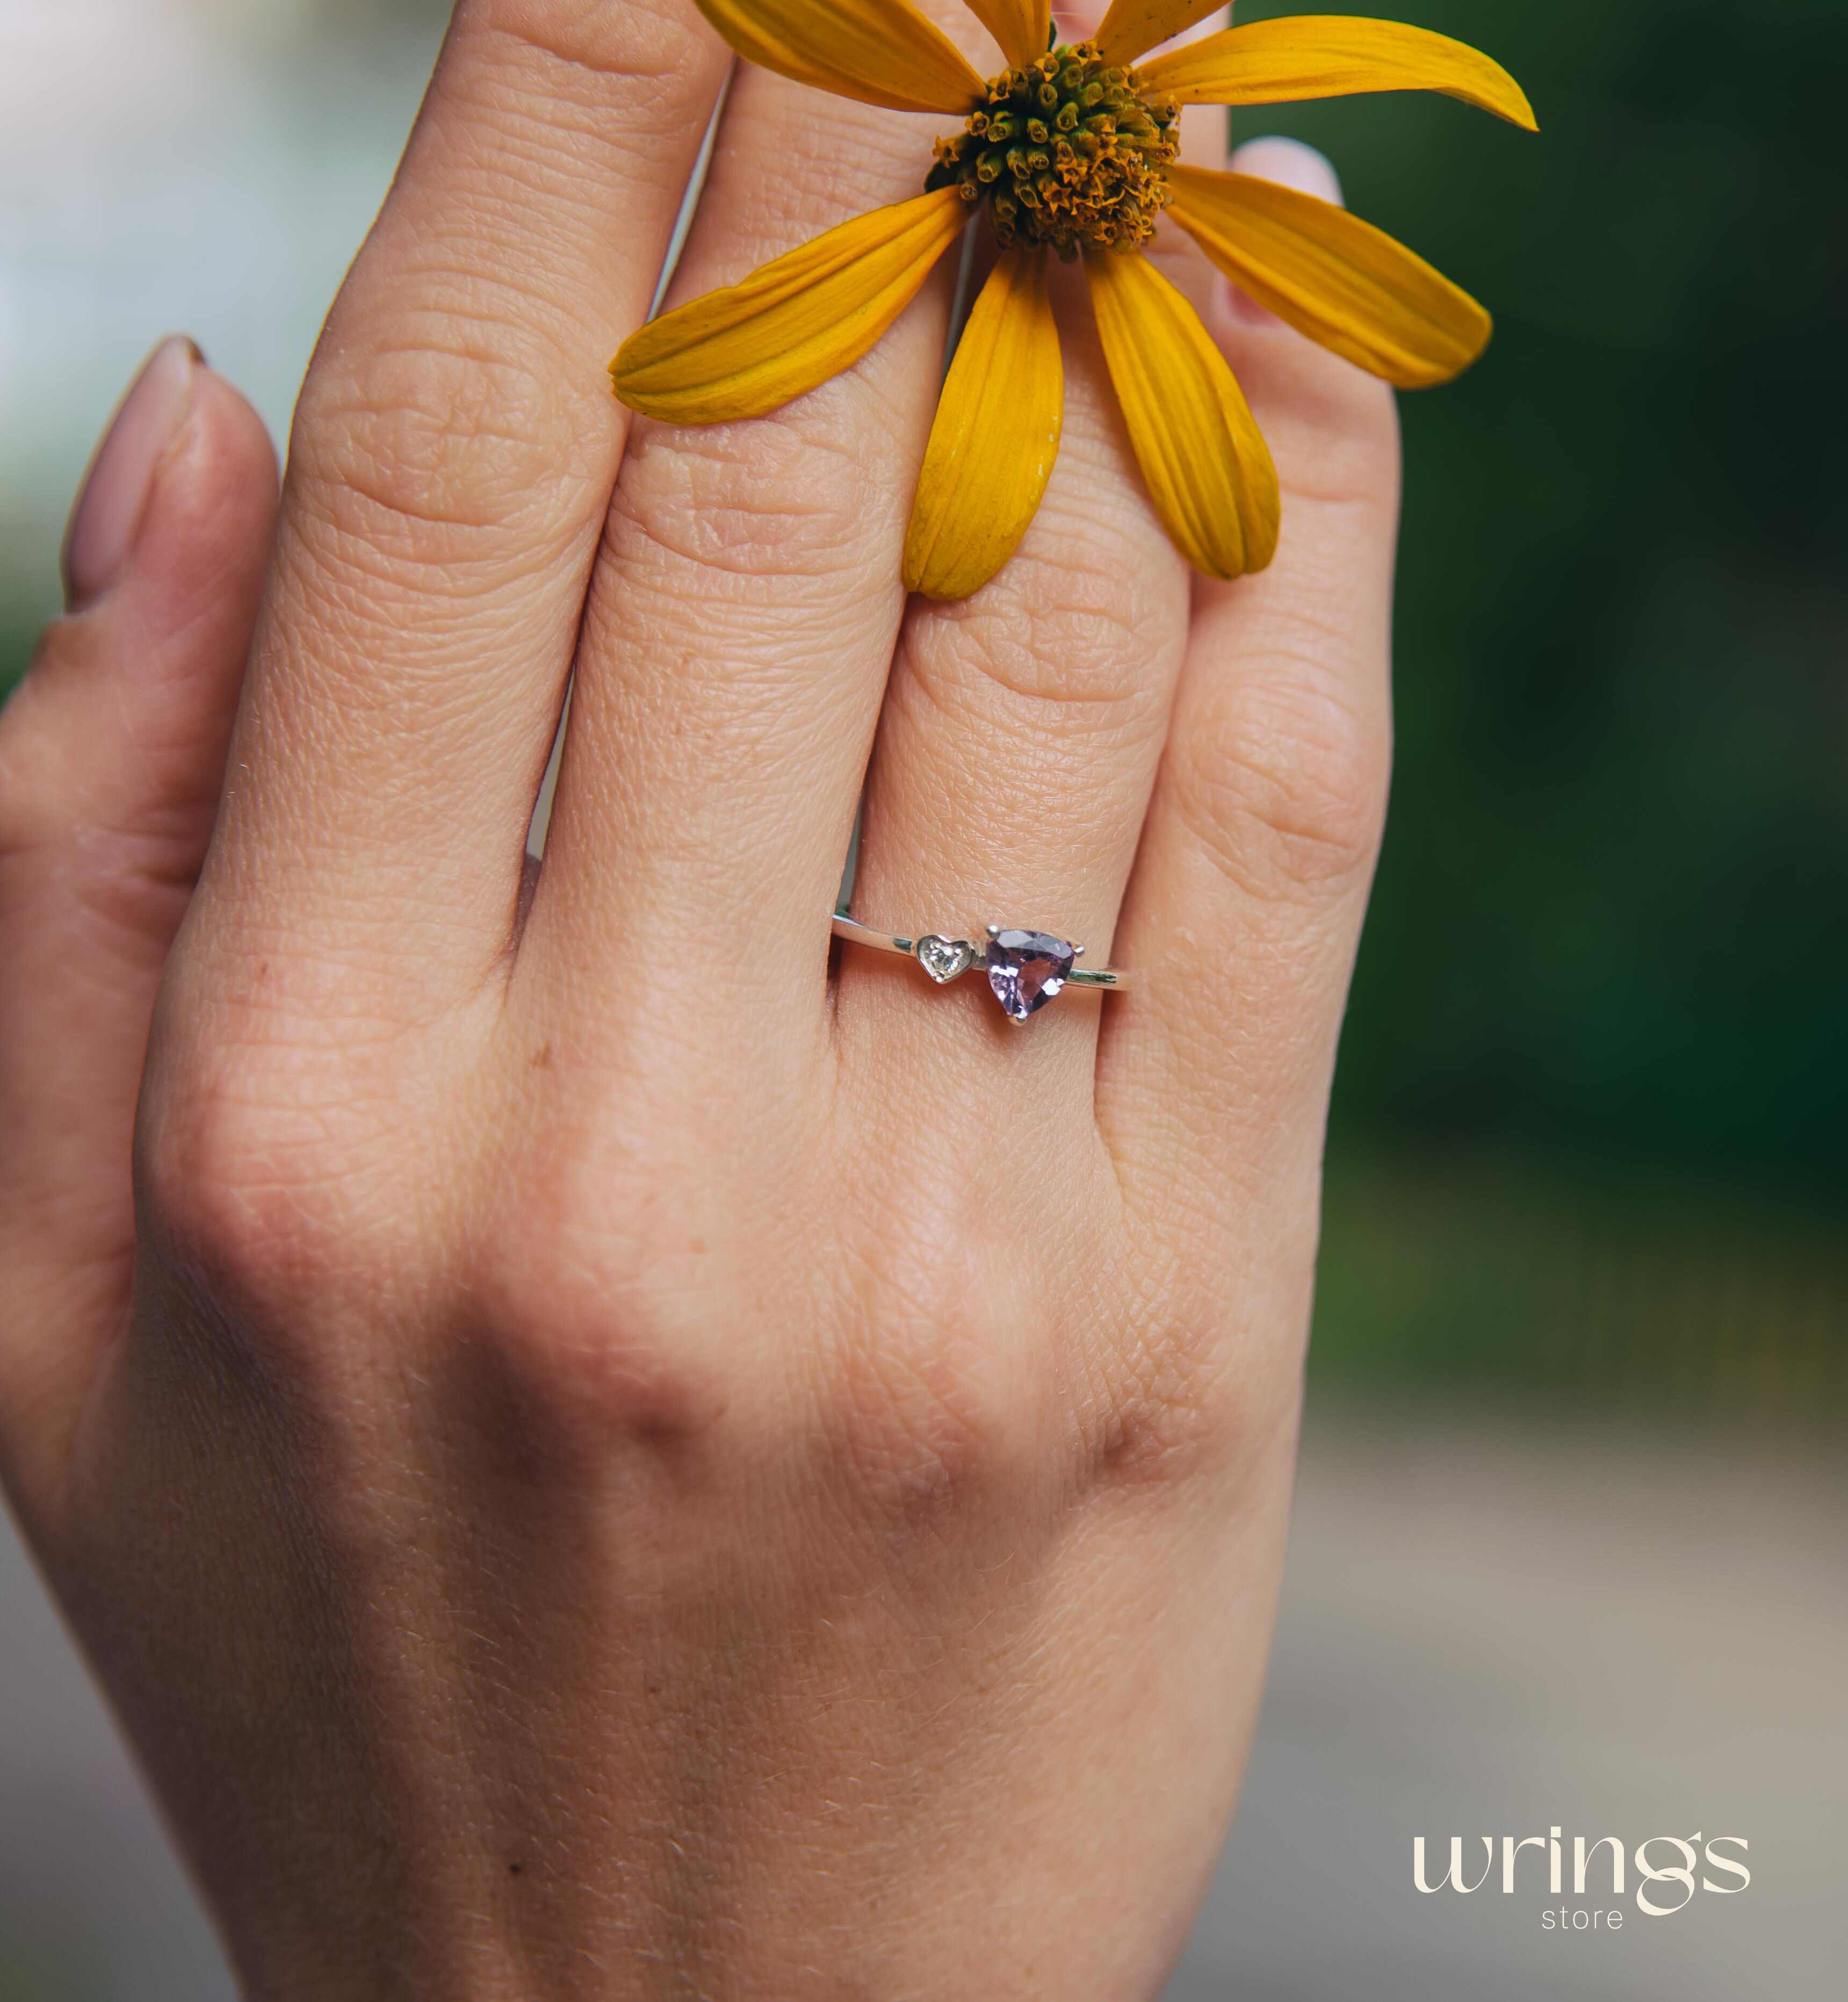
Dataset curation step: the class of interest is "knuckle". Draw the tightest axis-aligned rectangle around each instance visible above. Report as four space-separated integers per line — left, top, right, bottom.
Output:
894 362 1197 726
819 1205 1044 1536
140 1064 367 1325
1074 1248 1294 1506
474 0 708 94
469 1132 734 1451
1078 1320 1244 1502
908 515 1181 731
138 992 442 1341
1081 1378 1230 1499
1173 659 1388 901
470 1244 731 1456
612 400 905 586
824 1326 1038 1544
292 326 594 572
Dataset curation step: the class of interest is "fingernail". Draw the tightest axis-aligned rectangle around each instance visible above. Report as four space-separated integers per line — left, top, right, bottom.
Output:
1053 0 1109 35
1055 1 1223 44
62 336 204 610
1229 136 1343 206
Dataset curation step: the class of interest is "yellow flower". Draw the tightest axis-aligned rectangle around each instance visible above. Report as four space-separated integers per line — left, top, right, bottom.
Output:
611 2 1535 598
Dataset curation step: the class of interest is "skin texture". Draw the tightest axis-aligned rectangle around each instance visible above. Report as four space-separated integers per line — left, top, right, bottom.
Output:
0 0 1398 1992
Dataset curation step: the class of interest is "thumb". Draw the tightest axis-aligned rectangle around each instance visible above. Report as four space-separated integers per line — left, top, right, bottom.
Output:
0 336 276 1525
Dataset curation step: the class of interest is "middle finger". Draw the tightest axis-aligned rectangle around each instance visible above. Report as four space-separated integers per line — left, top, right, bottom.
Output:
521 6 998 1055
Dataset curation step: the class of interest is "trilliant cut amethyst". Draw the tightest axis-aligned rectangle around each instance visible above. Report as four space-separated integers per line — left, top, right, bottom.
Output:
986 929 1075 1021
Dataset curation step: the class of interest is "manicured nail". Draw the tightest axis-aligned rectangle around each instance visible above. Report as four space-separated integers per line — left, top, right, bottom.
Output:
62 336 204 610
1053 0 1110 35
1055 0 1223 44
1230 136 1342 206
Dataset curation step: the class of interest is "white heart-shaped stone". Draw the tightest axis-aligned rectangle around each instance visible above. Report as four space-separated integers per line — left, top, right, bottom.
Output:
915 934 974 984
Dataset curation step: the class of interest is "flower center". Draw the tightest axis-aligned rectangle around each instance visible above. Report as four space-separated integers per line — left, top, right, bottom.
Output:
926 42 1179 260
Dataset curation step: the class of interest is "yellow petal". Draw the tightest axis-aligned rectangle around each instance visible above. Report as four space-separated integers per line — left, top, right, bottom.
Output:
691 0 984 114
612 189 968 423
959 0 1050 71
1094 0 1230 70
1135 15 1536 128
1085 249 1278 580
1167 164 1491 389
905 248 1063 600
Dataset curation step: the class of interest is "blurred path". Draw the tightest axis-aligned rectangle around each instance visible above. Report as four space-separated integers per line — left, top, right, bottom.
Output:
1 1407 1840 1998
1168 1406 1846 1999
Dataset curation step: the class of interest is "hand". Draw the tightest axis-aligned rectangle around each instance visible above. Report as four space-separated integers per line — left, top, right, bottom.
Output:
0 0 1396 1992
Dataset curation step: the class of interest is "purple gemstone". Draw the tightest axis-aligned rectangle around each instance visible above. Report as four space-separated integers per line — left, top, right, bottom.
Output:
986 929 1075 1021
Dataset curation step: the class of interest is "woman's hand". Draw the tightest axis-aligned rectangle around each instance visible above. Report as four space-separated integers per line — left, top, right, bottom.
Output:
0 0 1396 1992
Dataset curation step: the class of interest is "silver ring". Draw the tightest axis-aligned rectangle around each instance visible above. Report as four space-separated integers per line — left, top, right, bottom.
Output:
831 911 1129 1022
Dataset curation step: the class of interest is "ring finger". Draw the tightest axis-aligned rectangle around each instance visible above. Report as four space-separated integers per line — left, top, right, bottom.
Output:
841 260 1192 1092
840 41 1238 1092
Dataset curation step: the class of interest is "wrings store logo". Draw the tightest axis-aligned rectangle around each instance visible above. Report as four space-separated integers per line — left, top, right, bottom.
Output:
1413 1829 1750 1929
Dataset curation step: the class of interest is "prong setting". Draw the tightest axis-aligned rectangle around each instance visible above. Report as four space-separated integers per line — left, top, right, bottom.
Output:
984 928 1077 1021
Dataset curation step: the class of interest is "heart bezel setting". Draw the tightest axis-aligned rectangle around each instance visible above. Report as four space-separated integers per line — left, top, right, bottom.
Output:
914 933 976 984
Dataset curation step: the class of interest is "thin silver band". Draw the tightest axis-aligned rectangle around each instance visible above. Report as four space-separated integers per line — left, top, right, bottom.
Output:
830 913 1128 991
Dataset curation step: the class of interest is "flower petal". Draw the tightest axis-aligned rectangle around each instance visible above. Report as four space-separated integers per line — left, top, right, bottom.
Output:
1085 249 1278 580
612 190 968 423
1167 164 1491 388
905 248 1063 600
691 0 984 114
1094 0 1231 70
960 0 1050 71
1134 15 1535 128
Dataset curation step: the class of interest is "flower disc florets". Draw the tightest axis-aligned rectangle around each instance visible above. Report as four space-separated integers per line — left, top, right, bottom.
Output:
926 42 1179 260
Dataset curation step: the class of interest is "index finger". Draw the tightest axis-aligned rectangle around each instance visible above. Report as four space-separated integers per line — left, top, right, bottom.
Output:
188 0 732 997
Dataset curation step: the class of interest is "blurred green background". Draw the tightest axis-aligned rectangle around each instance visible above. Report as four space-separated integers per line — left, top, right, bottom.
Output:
1231 0 1848 1416
3 0 1843 1426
